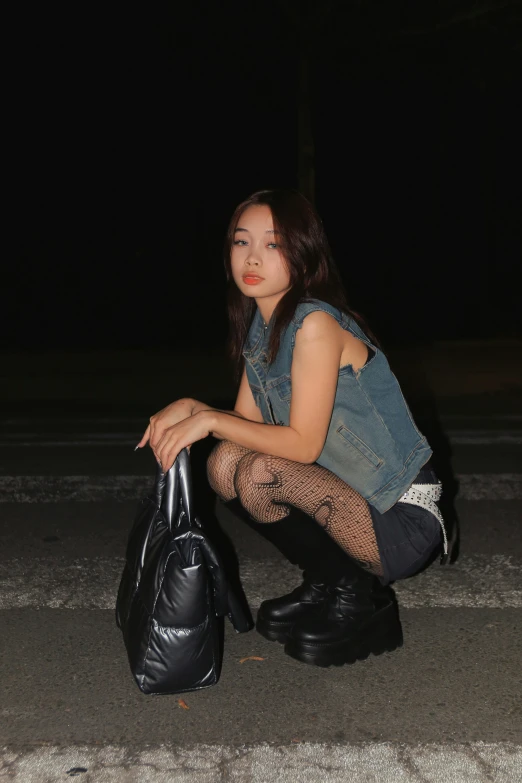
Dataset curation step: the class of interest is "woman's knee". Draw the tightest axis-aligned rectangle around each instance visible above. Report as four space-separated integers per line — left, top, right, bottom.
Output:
233 452 279 504
206 440 233 494
234 452 290 496
206 440 251 500
234 452 292 522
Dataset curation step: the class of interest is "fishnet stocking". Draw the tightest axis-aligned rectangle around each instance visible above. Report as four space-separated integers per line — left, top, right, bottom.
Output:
207 440 383 576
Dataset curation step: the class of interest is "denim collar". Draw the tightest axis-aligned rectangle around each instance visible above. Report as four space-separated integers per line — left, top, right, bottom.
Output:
242 307 274 358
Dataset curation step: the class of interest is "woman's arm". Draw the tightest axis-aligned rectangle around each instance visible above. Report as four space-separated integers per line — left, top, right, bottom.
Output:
188 363 266 439
207 311 344 462
188 399 247 441
206 411 316 462
155 312 344 470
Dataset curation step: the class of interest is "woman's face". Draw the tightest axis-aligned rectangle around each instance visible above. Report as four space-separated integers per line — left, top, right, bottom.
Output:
231 204 291 304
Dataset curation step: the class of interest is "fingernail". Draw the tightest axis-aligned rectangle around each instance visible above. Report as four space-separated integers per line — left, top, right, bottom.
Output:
134 444 140 451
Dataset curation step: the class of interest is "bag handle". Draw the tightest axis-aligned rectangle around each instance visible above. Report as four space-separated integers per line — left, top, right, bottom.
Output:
160 450 254 634
161 447 193 530
176 447 193 525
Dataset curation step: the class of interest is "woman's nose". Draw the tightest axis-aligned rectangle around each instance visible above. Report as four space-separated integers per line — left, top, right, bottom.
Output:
246 249 262 265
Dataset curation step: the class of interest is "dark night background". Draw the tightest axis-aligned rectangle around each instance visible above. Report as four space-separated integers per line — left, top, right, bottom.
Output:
6 1 522 354
2 5 522 757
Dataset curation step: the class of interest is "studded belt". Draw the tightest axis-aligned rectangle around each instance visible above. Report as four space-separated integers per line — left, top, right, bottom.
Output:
398 481 448 556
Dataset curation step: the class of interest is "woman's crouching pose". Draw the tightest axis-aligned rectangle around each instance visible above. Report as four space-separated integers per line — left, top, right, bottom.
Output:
138 189 446 668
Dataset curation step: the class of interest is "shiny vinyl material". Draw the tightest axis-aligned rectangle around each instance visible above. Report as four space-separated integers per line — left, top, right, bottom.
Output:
116 448 252 695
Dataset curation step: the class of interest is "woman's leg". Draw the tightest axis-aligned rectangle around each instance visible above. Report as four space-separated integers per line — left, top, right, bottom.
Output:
233 451 384 578
207 441 384 579
207 441 381 643
227 452 403 665
207 443 402 665
206 439 253 501
207 440 349 571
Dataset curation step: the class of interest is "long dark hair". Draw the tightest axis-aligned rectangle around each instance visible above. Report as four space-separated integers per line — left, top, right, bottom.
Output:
224 189 379 383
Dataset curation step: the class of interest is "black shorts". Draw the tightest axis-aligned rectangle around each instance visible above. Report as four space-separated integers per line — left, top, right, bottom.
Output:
369 460 443 585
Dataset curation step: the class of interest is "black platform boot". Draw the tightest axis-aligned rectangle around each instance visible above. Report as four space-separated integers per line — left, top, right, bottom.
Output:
256 573 331 643
222 499 392 645
284 568 403 667
222 499 332 642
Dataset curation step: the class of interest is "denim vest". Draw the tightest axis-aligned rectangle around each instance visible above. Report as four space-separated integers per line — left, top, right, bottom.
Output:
242 299 432 513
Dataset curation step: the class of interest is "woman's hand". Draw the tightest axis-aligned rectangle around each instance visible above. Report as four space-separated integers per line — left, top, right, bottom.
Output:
154 411 214 472
136 398 195 456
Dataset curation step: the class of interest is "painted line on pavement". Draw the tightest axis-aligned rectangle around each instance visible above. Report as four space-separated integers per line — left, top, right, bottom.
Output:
0 742 520 783
0 474 521 502
446 430 522 446
449 434 522 445
6 414 522 422
0 554 520 610
2 430 522 446
0 439 138 446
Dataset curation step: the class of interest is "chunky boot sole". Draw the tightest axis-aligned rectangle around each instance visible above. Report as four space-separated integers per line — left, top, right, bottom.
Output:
284 612 403 667
256 615 294 644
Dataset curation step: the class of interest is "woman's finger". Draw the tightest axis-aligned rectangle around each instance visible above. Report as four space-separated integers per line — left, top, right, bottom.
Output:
151 418 168 450
157 422 194 471
160 434 195 472
155 427 168 456
149 416 157 448
161 431 184 473
156 431 172 470
162 443 179 472
136 424 151 449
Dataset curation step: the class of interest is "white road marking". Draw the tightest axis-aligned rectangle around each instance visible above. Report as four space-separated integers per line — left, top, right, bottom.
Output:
0 473 521 502
0 440 138 446
2 429 522 446
7 414 521 423
0 554 520 610
449 434 522 444
0 742 520 782
455 473 522 500
0 434 138 446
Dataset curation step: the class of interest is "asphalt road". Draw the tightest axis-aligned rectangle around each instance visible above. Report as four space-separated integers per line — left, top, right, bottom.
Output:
1 409 521 781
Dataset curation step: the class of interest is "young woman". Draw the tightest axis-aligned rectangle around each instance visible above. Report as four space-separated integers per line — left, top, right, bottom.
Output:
137 189 446 668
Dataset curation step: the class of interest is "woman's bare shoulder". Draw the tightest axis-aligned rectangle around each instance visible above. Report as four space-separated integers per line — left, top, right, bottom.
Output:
296 310 342 340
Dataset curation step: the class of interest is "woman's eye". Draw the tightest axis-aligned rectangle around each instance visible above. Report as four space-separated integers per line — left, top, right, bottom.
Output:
267 243 278 249
233 239 248 246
